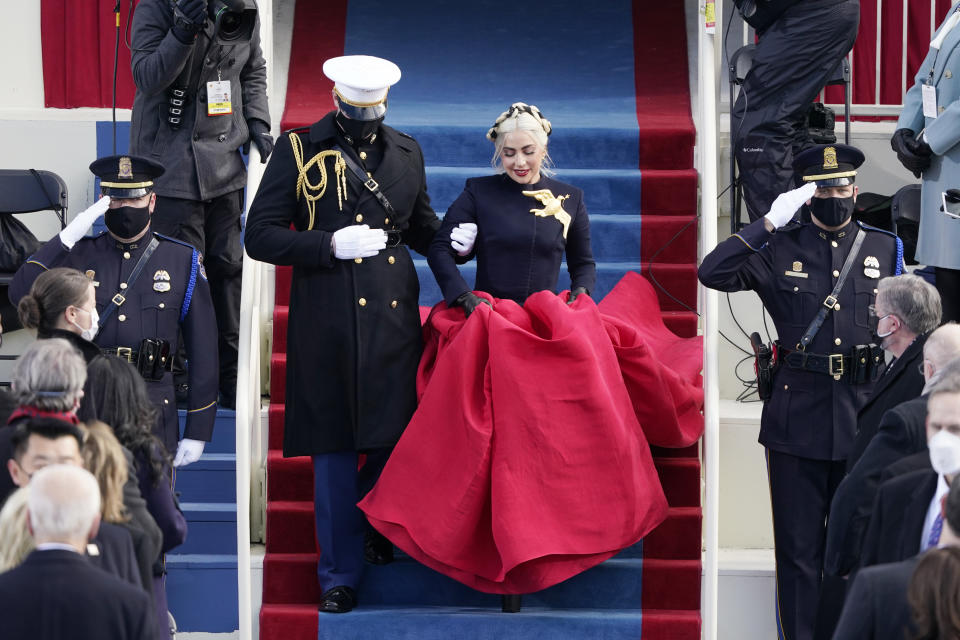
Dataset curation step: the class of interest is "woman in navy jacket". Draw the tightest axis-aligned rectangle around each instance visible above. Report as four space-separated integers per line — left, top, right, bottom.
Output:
428 102 596 310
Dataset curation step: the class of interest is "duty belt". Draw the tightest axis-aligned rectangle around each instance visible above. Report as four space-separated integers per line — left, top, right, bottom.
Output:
102 338 173 381
777 342 883 384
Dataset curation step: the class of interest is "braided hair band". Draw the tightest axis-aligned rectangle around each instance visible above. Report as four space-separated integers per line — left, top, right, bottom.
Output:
487 102 553 142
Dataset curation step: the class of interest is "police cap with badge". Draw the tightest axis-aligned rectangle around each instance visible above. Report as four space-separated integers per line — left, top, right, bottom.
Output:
89 154 165 199
794 143 864 187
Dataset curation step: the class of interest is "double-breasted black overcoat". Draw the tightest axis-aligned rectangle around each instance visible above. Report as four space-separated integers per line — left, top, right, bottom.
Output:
245 112 440 456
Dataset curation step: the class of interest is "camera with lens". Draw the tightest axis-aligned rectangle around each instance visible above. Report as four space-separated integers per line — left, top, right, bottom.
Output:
206 0 257 44
804 102 837 145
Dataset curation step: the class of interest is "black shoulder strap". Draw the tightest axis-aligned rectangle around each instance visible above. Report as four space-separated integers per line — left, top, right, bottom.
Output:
99 237 160 327
331 143 397 219
797 228 866 350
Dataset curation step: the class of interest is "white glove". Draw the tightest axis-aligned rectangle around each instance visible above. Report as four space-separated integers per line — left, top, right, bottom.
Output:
450 222 478 256
59 196 111 249
331 225 387 260
764 182 817 230
173 438 205 467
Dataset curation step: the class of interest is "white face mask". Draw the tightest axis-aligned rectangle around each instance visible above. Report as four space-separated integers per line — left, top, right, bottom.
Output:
70 306 99 342
929 429 960 476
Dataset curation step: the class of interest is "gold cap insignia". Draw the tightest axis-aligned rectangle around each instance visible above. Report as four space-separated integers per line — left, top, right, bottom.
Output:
823 147 839 170
792 261 803 272
118 157 133 179
863 256 880 268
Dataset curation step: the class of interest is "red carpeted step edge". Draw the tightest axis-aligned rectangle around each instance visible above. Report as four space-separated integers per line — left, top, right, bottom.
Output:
643 507 702 560
641 215 697 264
259 604 318 640
273 305 288 353
641 262 697 312
268 403 285 450
642 610 702 640
661 311 698 338
270 354 286 403
266 451 312 502
641 558 702 610
641 169 698 215
651 443 699 458
655 457 701 507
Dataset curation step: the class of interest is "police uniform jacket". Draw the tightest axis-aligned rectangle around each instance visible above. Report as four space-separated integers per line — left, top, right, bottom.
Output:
9 230 219 455
0 549 154 640
428 174 596 305
129 0 270 201
244 112 440 456
898 1 960 270
698 216 902 460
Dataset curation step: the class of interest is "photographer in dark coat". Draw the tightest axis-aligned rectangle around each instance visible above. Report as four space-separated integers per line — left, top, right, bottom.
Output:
245 55 440 614
129 0 272 408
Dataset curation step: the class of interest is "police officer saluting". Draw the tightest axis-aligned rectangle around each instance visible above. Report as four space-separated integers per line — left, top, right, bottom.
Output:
699 144 904 640
245 55 441 614
9 155 219 467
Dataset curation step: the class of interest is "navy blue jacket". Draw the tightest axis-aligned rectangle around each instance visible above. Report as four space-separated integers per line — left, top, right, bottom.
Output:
429 174 596 305
9 229 219 454
698 216 902 460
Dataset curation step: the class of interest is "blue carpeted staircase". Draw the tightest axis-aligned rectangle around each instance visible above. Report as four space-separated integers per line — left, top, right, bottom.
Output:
263 1 701 639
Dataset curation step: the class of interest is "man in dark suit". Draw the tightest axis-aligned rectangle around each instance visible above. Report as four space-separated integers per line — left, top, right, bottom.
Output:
848 273 940 468
0 464 153 640
833 474 960 640
245 55 441 614
825 326 960 577
861 369 960 568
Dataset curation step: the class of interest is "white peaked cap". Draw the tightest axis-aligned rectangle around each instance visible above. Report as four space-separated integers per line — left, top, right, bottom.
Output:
323 55 401 105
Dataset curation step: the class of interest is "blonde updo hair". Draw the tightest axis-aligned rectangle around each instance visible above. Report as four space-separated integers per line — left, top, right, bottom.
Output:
18 267 93 333
80 421 131 524
487 102 555 177
0 487 34 572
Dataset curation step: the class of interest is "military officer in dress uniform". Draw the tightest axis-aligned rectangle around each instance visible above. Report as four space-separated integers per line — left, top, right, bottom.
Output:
9 155 219 467
244 55 441 614
699 144 904 640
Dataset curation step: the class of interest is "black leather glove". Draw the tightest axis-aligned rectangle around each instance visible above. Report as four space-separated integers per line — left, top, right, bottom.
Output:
891 128 932 178
244 119 274 163
567 286 588 305
171 0 207 44
454 292 492 317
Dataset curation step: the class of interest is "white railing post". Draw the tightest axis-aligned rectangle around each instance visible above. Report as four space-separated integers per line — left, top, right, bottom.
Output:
237 2 274 638
699 1 721 639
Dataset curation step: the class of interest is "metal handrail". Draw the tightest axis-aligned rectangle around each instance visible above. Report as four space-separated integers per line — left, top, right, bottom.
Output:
699 2 721 639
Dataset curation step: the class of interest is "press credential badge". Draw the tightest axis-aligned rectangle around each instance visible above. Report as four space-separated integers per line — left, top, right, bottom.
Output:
207 80 232 116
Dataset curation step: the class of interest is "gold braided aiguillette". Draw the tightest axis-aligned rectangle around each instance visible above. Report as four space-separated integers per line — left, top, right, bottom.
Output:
289 132 348 230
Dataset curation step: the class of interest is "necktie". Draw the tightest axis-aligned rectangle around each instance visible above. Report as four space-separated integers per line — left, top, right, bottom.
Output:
926 512 944 550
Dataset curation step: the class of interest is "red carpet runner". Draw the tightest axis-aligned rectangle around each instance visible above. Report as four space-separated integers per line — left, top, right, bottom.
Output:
261 1 701 638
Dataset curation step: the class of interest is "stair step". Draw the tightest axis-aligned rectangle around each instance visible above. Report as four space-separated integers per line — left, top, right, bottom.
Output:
264 451 698 505
178 502 238 555
177 408 236 455
166 554 238 632
262 552 700 611
268 403 286 451
273 305 289 353
260 604 700 640
174 453 236 503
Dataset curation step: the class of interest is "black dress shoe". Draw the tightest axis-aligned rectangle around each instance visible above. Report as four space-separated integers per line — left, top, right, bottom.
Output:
364 529 394 565
501 594 522 613
319 586 357 614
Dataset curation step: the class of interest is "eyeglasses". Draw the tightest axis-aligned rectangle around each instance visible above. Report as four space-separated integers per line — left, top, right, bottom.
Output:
919 363 926 376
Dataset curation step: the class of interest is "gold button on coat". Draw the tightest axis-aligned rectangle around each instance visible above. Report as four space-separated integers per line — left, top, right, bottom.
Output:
123 251 131 259
388 256 395 264
834 303 840 310
355 214 363 223
384 218 390 225
784 385 789 390
359 151 367 160
358 298 367 307
354 258 363 264
832 270 839 277
834 338 842 346
159 303 165 309
831 241 838 248
391 300 398 308
119 314 126 322
120 282 128 289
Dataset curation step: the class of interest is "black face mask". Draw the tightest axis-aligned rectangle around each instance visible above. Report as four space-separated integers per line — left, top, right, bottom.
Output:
105 205 150 239
335 112 384 145
810 196 855 227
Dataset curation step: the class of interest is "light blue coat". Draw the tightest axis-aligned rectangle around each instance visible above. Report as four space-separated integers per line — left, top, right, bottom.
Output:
899 3 960 269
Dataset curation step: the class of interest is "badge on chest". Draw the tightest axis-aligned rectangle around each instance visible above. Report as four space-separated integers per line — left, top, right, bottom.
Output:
784 260 808 279
863 256 880 279
153 269 171 292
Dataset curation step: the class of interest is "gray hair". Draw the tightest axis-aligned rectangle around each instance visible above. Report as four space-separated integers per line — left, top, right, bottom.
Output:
928 356 960 400
11 339 87 411
924 323 960 369
877 274 941 336
27 465 100 544
0 487 34 571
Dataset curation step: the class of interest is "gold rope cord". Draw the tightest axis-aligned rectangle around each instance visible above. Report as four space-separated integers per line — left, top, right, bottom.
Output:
289 132 348 230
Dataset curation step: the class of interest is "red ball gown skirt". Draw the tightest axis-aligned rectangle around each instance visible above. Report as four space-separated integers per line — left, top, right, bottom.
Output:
359 272 703 594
